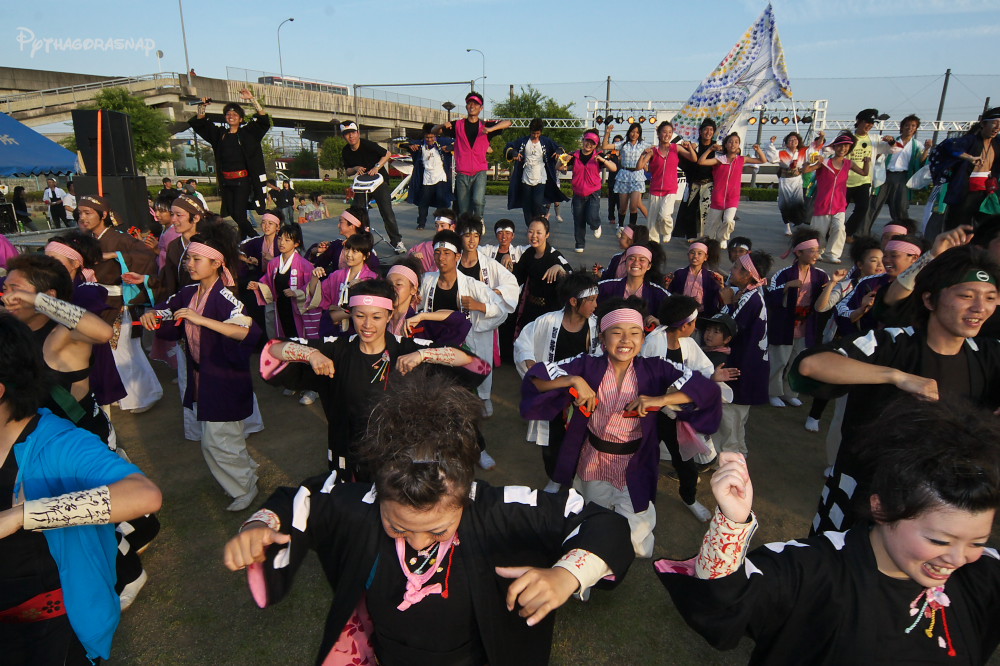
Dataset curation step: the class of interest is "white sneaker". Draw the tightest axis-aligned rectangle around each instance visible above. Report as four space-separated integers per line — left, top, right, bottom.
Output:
119 569 148 611
478 450 496 470
574 248 584 253
593 225 602 239
686 500 712 522
299 390 318 406
784 223 793 236
394 241 407 254
482 399 493 418
769 396 786 408
785 397 803 407
557 214 565 223
805 417 820 432
720 240 728 249
543 480 562 494
226 485 259 512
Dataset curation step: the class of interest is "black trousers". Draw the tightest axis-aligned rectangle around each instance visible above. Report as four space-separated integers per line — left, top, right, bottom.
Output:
221 179 258 240
658 412 698 505
365 182 402 246
541 417 567 481
844 184 871 237
944 190 989 231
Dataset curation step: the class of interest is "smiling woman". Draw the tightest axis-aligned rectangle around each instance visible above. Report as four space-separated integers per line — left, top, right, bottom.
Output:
223 371 634 666
655 396 1000 664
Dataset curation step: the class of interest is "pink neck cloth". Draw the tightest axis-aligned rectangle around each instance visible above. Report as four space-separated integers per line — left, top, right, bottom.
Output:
348 294 393 310
689 242 708 253
341 210 363 228
738 253 767 289
387 264 419 288
625 245 653 262
187 242 234 286
600 308 644 333
395 532 458 611
883 224 908 236
781 238 820 259
45 242 96 282
885 240 922 257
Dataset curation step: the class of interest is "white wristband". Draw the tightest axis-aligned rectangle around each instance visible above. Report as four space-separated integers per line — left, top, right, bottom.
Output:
23 485 112 530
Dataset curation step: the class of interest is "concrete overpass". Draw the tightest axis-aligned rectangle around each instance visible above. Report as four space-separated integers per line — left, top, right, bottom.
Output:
0 67 448 140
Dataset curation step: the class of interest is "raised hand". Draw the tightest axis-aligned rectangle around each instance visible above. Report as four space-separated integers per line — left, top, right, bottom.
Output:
710 452 753 523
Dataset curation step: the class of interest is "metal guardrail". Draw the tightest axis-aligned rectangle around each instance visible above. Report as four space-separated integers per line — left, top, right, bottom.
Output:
0 72 184 114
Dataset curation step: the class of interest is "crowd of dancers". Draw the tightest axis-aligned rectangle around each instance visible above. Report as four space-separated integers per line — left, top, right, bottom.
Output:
2 94 1000 664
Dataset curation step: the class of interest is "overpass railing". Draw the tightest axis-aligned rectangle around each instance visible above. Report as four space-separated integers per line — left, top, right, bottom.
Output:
0 72 184 113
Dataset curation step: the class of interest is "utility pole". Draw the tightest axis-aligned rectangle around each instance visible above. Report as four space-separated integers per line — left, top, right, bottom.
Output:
509 84 514 104
750 108 765 187
605 76 611 119
178 0 191 82
932 69 951 146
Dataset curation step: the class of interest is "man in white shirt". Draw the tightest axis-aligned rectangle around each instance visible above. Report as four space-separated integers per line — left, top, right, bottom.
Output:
406 123 454 229
504 118 567 227
868 113 931 229
184 179 209 209
62 181 77 224
42 178 68 229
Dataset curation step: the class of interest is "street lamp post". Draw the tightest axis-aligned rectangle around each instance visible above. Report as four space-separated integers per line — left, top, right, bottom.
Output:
177 0 191 81
442 101 456 122
466 48 485 93
277 18 295 79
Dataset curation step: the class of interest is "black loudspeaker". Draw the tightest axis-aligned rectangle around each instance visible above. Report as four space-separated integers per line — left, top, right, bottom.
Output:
75 176 152 231
71 109 139 177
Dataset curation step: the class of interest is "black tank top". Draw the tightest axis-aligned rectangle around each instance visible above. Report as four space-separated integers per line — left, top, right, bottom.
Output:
32 320 90 389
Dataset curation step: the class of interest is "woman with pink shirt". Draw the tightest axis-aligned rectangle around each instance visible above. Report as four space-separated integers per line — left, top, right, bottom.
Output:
637 121 697 244
697 134 767 248
803 132 872 264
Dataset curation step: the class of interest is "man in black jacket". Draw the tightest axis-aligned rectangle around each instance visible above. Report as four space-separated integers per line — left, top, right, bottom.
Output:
189 87 270 239
340 121 405 253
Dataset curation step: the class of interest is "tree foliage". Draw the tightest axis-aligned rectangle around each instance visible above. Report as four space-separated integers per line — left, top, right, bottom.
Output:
318 135 347 174
288 147 319 179
63 87 175 173
488 86 582 167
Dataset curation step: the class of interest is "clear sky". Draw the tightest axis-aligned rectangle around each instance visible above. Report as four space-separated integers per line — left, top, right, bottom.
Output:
3 0 998 123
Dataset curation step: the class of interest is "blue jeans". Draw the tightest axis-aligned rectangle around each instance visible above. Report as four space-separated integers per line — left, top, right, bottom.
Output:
572 193 601 249
417 180 453 228
455 171 487 220
521 183 547 226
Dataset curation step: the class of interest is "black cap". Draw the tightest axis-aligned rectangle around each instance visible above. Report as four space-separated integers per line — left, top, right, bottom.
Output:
698 313 738 339
855 108 879 123
982 107 1000 121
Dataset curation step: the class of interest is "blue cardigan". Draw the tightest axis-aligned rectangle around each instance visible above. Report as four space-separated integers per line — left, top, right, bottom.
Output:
504 135 569 210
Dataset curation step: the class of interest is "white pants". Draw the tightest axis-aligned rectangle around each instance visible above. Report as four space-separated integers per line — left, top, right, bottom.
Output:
716 403 751 455
574 477 656 558
467 328 494 400
177 352 264 441
768 338 807 399
647 193 677 244
112 329 164 411
705 207 738 245
811 213 846 262
200 418 258 498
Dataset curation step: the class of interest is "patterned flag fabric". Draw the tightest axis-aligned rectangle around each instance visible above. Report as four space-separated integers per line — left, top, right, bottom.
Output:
673 4 792 141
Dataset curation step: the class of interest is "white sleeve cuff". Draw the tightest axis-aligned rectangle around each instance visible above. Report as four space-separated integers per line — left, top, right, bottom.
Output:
553 548 613 600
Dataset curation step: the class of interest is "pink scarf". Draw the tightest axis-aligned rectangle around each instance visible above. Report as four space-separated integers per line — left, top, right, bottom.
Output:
394 532 458 611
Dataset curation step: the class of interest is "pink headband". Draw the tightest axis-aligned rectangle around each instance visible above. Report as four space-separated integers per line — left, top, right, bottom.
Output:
625 246 653 262
45 242 96 283
341 211 363 228
689 242 708 253
883 224 908 236
600 308 644 333
188 242 235 287
387 264 419 288
583 131 601 145
348 294 393 310
782 238 820 259
738 253 767 289
885 240 922 257
622 226 634 239
262 213 281 226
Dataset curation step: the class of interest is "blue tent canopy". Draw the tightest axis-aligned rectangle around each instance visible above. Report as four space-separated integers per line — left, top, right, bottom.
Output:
0 112 77 177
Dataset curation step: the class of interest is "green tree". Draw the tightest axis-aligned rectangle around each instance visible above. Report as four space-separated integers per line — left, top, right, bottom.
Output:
488 87 582 167
261 137 282 179
318 136 347 175
63 87 174 173
288 147 319 179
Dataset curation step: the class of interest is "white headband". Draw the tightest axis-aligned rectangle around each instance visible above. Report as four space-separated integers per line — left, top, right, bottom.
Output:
576 287 598 299
434 241 459 254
